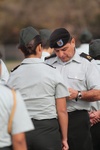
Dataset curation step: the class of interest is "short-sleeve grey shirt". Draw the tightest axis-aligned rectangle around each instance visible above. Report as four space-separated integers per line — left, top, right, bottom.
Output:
0 84 34 148
7 58 69 119
45 51 100 112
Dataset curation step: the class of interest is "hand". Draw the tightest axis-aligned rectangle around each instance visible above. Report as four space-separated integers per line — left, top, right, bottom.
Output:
62 140 69 150
88 111 100 126
68 88 78 100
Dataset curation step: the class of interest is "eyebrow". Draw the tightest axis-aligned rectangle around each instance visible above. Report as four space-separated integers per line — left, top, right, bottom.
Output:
55 46 68 51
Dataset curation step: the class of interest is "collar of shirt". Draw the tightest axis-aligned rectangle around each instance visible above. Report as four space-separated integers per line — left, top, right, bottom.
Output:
21 58 44 64
51 51 81 65
96 60 100 65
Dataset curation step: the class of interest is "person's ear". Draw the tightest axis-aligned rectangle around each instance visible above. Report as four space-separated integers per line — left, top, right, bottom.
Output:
38 44 42 52
71 38 75 47
36 44 42 54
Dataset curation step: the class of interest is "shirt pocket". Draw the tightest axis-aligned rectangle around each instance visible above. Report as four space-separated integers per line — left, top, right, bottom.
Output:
68 71 84 81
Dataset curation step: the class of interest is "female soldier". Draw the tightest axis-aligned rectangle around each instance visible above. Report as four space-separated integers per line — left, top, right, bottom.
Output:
0 82 34 150
7 26 69 150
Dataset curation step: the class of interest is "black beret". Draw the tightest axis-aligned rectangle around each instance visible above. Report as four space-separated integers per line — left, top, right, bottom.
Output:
19 26 39 46
89 39 100 58
50 28 71 48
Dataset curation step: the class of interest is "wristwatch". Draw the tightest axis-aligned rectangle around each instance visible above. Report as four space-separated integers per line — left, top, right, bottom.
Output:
76 91 82 101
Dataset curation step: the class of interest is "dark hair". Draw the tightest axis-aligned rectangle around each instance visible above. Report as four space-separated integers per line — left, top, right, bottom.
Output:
0 51 2 58
94 55 100 60
41 39 50 49
18 35 42 57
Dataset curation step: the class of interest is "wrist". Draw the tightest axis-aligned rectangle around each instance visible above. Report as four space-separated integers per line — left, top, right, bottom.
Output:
76 91 82 101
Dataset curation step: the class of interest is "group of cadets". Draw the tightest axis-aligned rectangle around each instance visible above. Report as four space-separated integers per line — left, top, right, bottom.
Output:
0 26 100 150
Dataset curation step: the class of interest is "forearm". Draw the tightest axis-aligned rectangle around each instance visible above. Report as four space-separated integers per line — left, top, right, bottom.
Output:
12 133 27 150
68 88 100 102
58 111 68 141
81 89 100 102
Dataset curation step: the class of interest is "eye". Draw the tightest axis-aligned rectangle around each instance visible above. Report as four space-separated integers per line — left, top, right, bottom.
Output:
55 50 59 52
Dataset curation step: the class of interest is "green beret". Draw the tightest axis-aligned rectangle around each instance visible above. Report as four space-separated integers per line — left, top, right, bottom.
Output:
50 28 71 48
19 26 39 46
89 39 100 58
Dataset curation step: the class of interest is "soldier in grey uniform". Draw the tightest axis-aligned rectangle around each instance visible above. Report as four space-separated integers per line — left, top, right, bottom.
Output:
76 29 93 55
7 26 70 150
0 81 34 150
39 29 54 61
89 39 100 150
0 59 9 83
45 28 100 150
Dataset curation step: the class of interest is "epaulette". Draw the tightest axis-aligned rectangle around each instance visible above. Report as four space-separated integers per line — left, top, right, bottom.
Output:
45 53 56 60
46 63 56 69
11 64 21 72
80 52 93 61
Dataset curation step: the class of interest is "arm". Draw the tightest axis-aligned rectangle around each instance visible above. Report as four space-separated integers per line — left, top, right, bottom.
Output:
81 89 100 101
56 97 69 150
12 132 27 150
68 88 100 102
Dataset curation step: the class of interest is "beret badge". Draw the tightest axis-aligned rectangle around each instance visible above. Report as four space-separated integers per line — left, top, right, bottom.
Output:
57 39 63 47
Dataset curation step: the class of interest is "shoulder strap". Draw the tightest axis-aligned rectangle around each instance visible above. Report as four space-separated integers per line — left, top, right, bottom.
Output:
8 89 16 134
11 65 21 72
80 52 93 61
45 63 56 69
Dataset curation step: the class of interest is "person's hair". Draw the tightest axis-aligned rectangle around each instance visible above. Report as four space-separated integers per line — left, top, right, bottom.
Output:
94 55 100 60
41 39 50 49
0 51 2 58
18 35 41 57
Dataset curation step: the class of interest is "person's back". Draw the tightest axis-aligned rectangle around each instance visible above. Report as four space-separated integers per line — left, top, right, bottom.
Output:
7 26 69 150
0 83 34 150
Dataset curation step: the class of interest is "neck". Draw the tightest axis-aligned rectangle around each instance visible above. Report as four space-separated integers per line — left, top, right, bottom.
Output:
26 54 41 58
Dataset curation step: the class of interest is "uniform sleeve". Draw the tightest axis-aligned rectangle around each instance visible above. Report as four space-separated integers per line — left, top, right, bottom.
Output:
11 90 34 134
55 71 70 98
86 62 100 90
0 59 9 83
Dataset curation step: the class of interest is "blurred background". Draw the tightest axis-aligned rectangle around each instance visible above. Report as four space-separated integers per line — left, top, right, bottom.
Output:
0 0 100 71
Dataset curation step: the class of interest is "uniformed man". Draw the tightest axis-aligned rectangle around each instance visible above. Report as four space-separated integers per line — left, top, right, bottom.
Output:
0 59 9 83
39 29 54 61
89 39 100 150
0 81 34 150
7 26 69 150
45 28 100 150
76 29 93 54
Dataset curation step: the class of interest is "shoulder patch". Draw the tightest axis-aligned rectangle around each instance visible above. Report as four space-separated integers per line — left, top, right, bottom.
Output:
45 53 56 60
80 52 93 61
11 64 21 72
46 63 56 69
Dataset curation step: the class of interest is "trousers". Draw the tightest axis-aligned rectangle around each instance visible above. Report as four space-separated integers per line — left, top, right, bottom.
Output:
25 118 62 150
68 110 93 150
90 122 100 150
